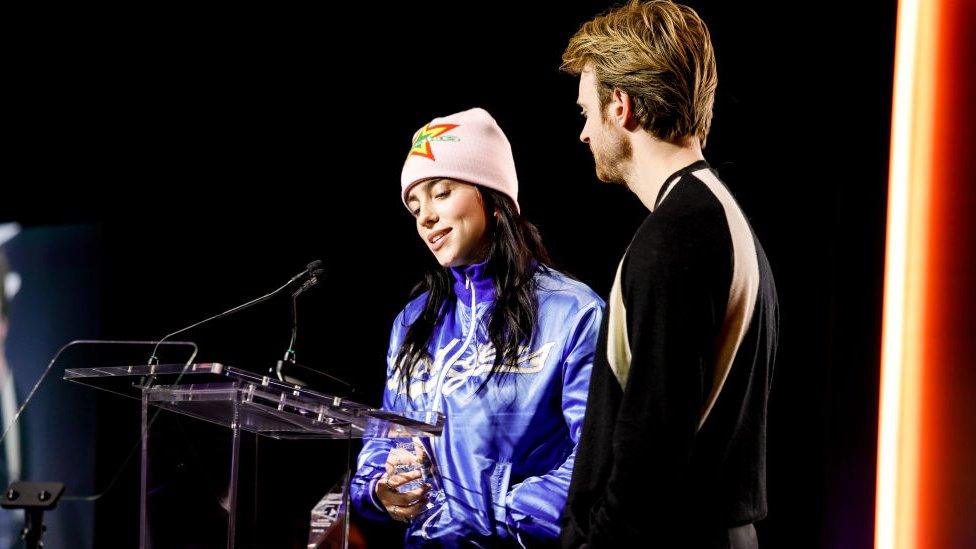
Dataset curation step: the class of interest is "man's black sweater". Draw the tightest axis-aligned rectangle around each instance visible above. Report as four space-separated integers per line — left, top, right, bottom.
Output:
563 161 778 548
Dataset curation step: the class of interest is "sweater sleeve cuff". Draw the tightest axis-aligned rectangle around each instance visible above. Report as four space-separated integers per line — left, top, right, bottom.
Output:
366 475 386 514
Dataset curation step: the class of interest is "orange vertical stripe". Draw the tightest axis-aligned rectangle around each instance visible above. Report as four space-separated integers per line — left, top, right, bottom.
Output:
878 0 976 547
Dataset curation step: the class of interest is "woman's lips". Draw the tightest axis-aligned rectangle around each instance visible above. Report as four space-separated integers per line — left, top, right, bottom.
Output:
429 228 452 252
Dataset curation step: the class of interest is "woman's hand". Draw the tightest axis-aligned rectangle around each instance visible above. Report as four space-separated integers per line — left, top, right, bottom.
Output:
375 444 430 522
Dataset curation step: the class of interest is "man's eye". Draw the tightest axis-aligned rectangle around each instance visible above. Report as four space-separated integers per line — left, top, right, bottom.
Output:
435 190 450 199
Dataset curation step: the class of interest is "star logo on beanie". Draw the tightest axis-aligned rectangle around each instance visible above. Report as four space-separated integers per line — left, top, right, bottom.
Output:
408 123 459 161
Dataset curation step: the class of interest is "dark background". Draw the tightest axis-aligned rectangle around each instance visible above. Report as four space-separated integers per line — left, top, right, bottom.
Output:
4 1 896 547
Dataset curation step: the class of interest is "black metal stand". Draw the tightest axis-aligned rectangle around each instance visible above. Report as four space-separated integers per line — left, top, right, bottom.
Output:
1 481 65 549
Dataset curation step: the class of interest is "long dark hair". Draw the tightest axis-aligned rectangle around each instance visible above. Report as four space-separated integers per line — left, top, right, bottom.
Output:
394 186 552 397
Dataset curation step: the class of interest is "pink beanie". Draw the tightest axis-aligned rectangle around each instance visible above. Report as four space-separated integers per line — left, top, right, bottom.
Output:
400 107 520 213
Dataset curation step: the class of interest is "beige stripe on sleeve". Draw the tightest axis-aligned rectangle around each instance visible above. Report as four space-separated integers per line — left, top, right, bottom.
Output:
692 168 760 429
606 257 632 388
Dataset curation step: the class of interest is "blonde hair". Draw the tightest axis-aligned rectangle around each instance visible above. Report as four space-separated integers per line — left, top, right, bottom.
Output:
562 0 717 146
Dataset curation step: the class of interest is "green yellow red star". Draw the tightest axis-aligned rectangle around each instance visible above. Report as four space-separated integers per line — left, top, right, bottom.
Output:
409 123 459 160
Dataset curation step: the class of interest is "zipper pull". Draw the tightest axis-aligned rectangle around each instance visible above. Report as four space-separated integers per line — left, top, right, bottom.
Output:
465 276 470 290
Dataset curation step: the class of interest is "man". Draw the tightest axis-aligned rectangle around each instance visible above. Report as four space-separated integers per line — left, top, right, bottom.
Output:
560 2 778 548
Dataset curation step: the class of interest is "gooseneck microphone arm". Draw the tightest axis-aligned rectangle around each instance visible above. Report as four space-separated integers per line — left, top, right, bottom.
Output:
282 265 324 363
148 260 323 365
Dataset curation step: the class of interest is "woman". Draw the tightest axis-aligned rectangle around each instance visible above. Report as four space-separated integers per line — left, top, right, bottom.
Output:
351 108 603 547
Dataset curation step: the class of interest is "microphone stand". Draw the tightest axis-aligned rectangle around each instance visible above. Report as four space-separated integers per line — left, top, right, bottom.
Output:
272 269 354 394
1 481 64 549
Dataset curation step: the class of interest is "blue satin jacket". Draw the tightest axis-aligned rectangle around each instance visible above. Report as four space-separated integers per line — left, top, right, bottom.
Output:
351 262 603 547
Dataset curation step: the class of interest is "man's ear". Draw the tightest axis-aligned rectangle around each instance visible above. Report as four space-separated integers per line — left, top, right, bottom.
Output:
610 87 638 131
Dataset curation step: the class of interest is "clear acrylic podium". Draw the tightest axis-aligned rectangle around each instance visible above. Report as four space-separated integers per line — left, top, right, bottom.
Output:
64 362 442 548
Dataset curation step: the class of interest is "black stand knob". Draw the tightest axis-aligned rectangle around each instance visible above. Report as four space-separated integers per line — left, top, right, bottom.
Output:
1 481 65 549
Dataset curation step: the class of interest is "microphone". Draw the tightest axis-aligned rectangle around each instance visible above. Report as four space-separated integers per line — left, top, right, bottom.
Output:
291 264 324 299
148 260 323 365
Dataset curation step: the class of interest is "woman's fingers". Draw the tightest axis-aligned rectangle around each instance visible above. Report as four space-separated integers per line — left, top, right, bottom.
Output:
386 469 423 488
377 471 430 509
390 497 429 521
384 449 422 475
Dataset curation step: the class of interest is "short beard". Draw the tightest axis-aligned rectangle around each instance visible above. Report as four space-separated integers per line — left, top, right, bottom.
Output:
593 123 632 186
